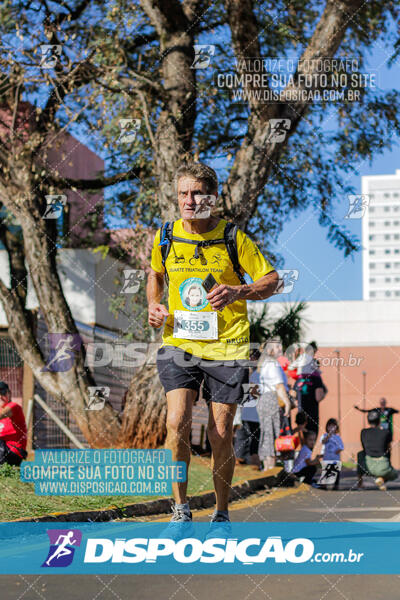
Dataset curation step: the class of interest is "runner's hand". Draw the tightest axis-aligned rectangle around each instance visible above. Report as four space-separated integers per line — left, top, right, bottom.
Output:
148 303 169 328
206 284 241 310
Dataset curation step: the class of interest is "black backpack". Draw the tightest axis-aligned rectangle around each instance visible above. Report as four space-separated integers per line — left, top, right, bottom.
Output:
158 221 246 286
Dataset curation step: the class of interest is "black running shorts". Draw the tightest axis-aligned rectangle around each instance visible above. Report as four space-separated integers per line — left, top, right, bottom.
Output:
156 345 249 404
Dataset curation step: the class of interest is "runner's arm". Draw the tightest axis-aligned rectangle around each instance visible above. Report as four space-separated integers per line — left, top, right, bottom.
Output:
236 270 279 300
206 270 279 310
147 269 169 328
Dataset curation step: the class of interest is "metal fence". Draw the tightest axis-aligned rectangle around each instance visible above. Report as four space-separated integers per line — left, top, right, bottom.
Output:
0 334 23 403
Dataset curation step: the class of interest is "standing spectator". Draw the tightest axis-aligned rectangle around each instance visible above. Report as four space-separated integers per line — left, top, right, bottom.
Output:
0 381 27 466
258 343 291 471
320 418 344 490
293 430 322 484
234 352 261 469
357 409 397 491
355 397 399 442
290 344 327 434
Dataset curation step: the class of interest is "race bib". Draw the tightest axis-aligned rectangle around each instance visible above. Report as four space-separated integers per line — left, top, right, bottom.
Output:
173 310 218 340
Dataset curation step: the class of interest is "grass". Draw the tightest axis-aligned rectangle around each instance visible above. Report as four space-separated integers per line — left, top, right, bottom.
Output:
0 455 257 522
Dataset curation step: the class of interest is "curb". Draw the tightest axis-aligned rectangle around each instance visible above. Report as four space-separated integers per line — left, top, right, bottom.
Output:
14 470 283 523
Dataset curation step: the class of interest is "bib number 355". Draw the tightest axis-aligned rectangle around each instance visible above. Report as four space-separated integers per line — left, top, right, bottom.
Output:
173 310 218 340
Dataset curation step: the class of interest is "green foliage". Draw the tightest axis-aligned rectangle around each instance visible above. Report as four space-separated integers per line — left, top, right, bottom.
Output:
0 463 20 479
249 301 308 350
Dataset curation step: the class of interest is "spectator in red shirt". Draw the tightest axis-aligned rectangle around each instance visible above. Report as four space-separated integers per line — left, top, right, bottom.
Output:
0 381 27 466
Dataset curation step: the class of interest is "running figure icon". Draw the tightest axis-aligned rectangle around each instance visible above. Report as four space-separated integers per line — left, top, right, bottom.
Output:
45 531 77 566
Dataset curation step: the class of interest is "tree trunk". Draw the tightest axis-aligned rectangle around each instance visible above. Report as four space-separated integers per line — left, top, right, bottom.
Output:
119 362 167 448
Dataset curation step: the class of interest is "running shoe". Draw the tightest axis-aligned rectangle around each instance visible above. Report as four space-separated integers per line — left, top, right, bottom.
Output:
205 512 232 540
375 477 386 491
159 505 194 541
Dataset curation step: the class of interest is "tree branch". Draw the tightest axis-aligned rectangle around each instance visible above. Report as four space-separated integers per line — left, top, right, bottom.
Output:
45 167 147 190
222 0 364 227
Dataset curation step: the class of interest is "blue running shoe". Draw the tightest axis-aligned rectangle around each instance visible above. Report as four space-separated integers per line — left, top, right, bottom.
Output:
159 504 194 541
205 512 232 540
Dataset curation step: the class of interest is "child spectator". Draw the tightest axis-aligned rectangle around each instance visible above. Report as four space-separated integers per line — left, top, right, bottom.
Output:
292 411 308 447
293 430 321 484
320 418 344 489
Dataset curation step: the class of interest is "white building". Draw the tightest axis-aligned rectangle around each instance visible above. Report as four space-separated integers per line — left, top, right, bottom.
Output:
362 169 400 300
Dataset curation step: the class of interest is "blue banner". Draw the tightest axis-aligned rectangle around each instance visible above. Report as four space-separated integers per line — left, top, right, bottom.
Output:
0 522 399 574
20 449 186 496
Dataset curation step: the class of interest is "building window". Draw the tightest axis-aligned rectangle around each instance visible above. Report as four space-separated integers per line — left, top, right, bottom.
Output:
384 207 390 212
370 278 376 283
395 234 400 240
385 263 391 268
370 292 376 298
369 235 374 241
370 222 375 226
396 277 400 282
370 207 375 213
395 262 400 268
395 249 400 254
370 263 376 268
394 206 399 212
385 291 391 297
385 277 391 282
370 250 376 255
385 235 390 240
384 193 390 198
384 221 391 226
396 291 400 297
385 249 391 254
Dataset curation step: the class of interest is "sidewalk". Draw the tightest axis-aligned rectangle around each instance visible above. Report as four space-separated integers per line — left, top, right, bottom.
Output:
14 467 286 523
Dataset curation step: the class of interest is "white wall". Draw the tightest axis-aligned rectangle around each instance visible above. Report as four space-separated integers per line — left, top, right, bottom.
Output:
0 249 133 332
250 299 400 347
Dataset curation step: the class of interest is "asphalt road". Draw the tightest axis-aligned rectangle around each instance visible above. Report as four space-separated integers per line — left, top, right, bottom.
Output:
2 471 400 600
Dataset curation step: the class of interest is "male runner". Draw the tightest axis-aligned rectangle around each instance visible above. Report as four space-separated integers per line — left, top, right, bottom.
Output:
147 162 278 535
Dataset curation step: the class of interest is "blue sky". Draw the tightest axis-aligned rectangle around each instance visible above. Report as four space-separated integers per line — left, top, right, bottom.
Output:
270 44 400 303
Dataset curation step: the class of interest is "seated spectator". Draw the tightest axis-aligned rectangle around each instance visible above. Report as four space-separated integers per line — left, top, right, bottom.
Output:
0 381 27 466
293 430 322 484
357 409 397 491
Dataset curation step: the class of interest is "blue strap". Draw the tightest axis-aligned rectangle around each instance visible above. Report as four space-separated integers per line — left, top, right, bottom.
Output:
158 222 170 246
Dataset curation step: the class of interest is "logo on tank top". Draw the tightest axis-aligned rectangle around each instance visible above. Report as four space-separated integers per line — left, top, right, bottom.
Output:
179 278 208 311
